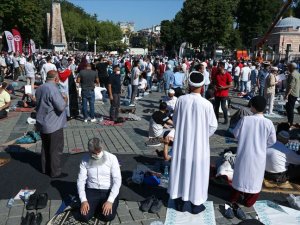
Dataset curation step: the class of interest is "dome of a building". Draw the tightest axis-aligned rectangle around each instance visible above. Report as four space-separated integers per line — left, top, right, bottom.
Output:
276 17 300 29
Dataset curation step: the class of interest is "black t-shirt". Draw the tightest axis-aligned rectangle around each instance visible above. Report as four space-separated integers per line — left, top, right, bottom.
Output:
152 111 169 126
78 69 98 91
108 74 121 94
96 62 108 77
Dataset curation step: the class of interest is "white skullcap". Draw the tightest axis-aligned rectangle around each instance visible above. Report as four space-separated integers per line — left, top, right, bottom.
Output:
168 89 175 94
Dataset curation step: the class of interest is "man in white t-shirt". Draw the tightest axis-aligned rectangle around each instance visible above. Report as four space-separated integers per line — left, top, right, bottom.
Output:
129 61 140 107
162 89 178 114
265 130 300 183
233 62 241 90
41 56 57 83
145 58 154 92
240 63 251 93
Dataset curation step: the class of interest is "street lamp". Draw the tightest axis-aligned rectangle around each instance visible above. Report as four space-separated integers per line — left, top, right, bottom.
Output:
86 36 88 52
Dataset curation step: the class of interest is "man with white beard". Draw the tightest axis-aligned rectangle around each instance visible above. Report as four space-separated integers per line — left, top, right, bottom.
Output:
77 138 121 224
168 71 218 214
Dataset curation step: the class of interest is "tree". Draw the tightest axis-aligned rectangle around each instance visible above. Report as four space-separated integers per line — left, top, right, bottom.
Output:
236 0 282 48
181 0 236 49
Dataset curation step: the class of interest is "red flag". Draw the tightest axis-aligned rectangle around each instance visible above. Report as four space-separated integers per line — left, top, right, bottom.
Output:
12 28 23 54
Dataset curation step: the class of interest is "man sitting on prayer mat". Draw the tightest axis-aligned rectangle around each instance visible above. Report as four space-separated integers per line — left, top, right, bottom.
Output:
225 96 276 220
168 71 218 214
0 82 11 119
146 102 173 147
265 130 300 183
76 138 121 224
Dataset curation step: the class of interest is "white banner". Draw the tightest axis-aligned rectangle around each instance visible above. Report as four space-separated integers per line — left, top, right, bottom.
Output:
30 39 36 54
4 31 15 52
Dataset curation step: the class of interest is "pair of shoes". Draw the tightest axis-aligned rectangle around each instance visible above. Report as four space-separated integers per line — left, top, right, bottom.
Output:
145 138 161 147
140 196 163 213
26 193 48 210
191 203 206 214
51 172 68 179
129 104 135 107
90 118 97 123
224 202 247 220
21 212 42 225
84 119 88 123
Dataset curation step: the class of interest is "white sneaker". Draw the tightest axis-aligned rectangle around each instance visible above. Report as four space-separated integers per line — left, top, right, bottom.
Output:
84 119 88 123
129 104 135 107
90 118 97 123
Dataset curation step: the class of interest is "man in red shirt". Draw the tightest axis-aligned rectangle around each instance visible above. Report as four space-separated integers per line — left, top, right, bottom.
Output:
214 61 233 124
211 61 218 84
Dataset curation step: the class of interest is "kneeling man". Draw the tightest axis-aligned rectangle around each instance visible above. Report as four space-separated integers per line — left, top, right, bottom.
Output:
77 138 121 223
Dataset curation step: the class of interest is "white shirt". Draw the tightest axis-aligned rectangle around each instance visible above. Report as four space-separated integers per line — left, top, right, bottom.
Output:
204 70 210 85
41 63 57 82
266 142 300 173
131 67 140 86
25 61 35 78
77 151 122 203
234 66 241 77
138 78 147 89
19 57 26 65
241 66 251 81
227 63 233 73
163 96 178 112
146 62 153 77
0 57 6 67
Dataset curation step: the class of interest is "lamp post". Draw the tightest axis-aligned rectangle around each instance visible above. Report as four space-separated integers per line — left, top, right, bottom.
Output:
86 36 88 52
94 39 97 55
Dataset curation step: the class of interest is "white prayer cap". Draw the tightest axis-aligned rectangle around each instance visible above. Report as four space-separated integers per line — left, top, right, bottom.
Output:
188 71 204 87
167 64 172 70
271 67 278 71
201 62 207 68
168 89 175 94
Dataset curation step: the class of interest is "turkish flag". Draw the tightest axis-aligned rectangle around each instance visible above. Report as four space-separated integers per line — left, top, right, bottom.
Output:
12 28 23 54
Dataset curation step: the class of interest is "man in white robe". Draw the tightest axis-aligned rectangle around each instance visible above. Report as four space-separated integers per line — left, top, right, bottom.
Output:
225 96 276 220
168 71 218 214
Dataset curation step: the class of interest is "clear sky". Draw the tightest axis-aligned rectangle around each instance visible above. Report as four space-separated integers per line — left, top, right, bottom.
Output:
68 0 184 30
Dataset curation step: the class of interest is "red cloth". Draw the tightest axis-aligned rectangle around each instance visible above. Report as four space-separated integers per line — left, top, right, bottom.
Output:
214 72 232 97
159 64 166 79
58 69 72 82
230 188 260 207
125 61 131 73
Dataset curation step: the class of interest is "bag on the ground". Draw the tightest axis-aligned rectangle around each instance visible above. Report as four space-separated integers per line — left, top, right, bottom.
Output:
132 169 145 184
94 86 103 100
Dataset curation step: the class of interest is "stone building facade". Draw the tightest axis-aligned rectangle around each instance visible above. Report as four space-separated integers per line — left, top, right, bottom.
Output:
252 17 300 61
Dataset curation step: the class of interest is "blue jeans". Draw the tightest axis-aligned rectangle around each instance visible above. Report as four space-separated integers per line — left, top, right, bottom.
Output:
240 81 247 92
157 79 164 93
81 89 95 120
147 76 152 91
127 84 132 99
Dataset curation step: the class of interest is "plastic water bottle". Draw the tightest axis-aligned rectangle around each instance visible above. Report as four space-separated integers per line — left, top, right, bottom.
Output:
7 198 14 208
23 188 30 205
164 165 169 178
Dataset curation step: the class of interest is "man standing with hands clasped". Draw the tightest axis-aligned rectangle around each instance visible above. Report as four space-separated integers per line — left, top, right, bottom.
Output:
213 61 233 124
77 138 121 224
36 70 68 178
108 65 122 123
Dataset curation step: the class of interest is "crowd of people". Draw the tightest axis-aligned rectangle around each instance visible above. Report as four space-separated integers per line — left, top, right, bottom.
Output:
0 50 300 223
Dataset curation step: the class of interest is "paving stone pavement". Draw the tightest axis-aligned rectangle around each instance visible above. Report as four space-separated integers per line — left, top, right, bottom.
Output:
0 84 299 225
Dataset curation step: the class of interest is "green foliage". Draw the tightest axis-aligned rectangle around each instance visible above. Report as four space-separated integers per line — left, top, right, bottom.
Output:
182 0 236 47
237 0 282 48
0 0 123 50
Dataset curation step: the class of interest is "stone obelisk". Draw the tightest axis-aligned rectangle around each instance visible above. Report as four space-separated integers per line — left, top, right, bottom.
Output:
47 1 67 51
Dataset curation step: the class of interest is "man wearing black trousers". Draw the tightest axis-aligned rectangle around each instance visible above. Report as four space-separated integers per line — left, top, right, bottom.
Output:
213 61 233 124
108 65 121 122
35 70 68 178
285 62 300 125
77 138 121 224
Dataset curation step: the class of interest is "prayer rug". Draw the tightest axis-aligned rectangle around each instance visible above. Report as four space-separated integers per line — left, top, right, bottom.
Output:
262 179 300 195
47 209 103 225
0 138 39 149
100 120 123 126
164 200 216 225
254 200 300 225
15 107 35 112
69 148 86 155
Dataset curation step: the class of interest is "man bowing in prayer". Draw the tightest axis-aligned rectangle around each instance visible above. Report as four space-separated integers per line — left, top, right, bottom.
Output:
168 71 218 214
